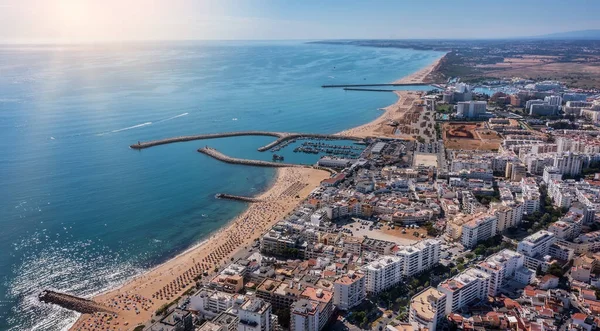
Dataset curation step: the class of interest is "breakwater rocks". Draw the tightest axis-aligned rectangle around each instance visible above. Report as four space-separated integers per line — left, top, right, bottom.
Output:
39 290 116 314
198 147 337 174
215 193 262 203
130 131 362 152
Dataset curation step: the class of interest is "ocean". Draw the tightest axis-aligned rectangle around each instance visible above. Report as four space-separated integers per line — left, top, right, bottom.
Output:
0 41 443 330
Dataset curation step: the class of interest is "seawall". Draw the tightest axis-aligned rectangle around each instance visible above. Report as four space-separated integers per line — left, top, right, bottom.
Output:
130 131 363 152
39 290 116 315
198 147 337 174
215 193 262 203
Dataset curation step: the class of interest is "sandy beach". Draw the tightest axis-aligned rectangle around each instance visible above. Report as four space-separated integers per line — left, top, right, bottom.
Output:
70 167 329 330
68 55 444 331
338 55 444 139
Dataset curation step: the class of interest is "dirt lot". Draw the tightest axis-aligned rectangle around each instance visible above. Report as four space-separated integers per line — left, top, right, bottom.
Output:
443 122 501 150
477 55 600 89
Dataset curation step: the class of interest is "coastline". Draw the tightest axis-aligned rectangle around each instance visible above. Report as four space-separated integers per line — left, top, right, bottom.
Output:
68 54 444 331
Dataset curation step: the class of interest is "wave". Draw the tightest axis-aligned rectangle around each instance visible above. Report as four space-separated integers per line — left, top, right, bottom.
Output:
111 122 152 133
156 112 189 123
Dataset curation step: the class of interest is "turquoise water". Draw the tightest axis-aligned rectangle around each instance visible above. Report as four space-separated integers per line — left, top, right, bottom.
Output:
0 41 443 330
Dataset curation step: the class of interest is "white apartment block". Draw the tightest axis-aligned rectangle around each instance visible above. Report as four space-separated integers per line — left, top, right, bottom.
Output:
553 152 584 176
461 213 498 248
396 239 441 277
492 203 523 233
456 101 487 118
363 256 402 294
543 166 563 185
333 271 365 310
517 230 556 270
290 299 319 331
237 298 272 331
409 287 447 331
544 95 562 106
437 268 491 315
190 289 239 319
520 178 541 215
475 249 533 296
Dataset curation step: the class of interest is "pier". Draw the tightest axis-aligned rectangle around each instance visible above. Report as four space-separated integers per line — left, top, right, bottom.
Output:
343 88 396 92
321 82 430 88
130 131 363 152
39 290 116 314
215 193 262 203
198 147 337 174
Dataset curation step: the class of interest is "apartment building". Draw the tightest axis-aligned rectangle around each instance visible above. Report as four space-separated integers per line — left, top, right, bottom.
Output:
461 213 498 248
333 271 365 310
237 298 273 331
363 256 402 294
409 287 447 331
438 268 491 315
396 239 441 277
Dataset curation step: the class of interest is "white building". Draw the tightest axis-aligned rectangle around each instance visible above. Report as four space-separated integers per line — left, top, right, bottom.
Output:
543 166 563 184
553 152 584 177
237 298 272 331
520 178 541 215
475 249 533 296
409 287 447 331
437 268 491 315
456 101 487 118
396 239 441 277
492 204 522 233
544 95 562 107
290 299 319 331
333 271 365 310
190 289 238 319
461 213 498 248
517 230 556 270
363 256 402 294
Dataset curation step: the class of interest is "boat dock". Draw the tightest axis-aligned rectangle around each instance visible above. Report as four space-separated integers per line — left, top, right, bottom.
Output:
130 131 362 152
198 147 337 174
39 290 116 314
215 193 262 203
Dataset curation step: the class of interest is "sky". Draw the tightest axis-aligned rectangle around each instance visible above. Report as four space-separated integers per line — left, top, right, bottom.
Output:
1 0 599 43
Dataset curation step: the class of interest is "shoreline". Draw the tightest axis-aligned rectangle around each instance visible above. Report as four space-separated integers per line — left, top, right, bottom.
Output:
68 54 444 331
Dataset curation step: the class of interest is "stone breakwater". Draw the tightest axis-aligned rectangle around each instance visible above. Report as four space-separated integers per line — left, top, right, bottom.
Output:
215 193 263 203
129 131 363 152
39 290 116 315
198 147 337 174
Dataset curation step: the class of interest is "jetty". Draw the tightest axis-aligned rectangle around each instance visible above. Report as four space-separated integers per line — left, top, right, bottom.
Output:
39 290 116 314
215 193 262 203
198 147 337 174
343 88 396 92
321 82 429 88
130 131 362 152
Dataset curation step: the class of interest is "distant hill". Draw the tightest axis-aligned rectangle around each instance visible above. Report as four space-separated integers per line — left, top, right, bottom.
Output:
531 29 600 40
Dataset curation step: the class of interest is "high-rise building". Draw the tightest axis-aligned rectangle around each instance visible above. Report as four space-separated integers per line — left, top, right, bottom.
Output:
475 249 533 296
363 256 402 294
544 95 563 106
553 152 584 177
461 213 498 248
237 298 273 331
492 204 522 233
437 268 491 315
543 166 563 184
333 271 365 310
396 239 441 277
520 178 541 215
456 101 487 118
409 287 447 331
517 230 557 270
